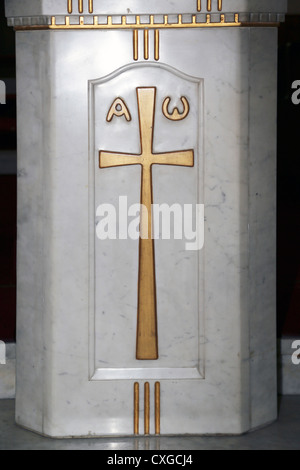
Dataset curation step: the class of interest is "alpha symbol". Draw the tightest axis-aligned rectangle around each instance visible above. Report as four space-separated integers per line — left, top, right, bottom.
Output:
162 96 190 121
106 97 132 122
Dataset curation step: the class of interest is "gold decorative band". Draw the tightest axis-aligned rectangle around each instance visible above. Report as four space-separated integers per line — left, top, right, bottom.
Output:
13 14 280 31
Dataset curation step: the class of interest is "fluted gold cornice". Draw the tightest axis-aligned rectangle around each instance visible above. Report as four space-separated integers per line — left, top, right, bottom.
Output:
13 13 280 31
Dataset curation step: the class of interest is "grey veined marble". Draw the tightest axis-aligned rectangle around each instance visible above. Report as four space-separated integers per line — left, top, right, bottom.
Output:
5 0 287 437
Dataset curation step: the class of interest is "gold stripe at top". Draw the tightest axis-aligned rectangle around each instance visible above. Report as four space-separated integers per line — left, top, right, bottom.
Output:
67 0 72 14
89 0 93 14
133 29 138 61
144 29 149 60
154 29 160 61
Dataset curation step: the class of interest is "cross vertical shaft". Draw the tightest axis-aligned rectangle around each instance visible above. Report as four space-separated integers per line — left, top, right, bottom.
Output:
136 88 158 359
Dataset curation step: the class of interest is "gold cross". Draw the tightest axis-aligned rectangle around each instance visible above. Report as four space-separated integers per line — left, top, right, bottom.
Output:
99 87 194 360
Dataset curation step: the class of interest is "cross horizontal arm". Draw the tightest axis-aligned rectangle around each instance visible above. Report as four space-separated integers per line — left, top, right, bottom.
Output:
151 150 194 167
99 151 141 168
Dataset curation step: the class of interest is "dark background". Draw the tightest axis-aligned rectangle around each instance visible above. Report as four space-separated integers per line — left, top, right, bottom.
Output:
0 2 299 342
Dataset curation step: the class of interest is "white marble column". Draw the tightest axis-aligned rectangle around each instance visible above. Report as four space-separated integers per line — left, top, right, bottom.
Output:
5 0 287 437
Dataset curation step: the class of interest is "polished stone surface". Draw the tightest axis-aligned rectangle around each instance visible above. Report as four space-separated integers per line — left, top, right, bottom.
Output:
12 24 280 438
6 0 286 437
0 396 300 450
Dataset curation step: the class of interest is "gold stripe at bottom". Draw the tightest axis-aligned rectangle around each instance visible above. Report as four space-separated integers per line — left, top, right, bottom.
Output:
134 382 139 435
155 382 160 435
144 382 150 435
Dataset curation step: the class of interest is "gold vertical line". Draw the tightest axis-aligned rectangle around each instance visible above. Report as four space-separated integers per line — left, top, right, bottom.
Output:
133 30 138 61
78 0 83 14
67 0 72 14
144 29 149 60
235 13 239 23
51 16 56 26
218 0 223 11
154 29 159 61
89 0 93 14
197 0 201 12
65 16 70 26
207 0 212 12
144 382 150 435
155 382 160 435
134 383 139 435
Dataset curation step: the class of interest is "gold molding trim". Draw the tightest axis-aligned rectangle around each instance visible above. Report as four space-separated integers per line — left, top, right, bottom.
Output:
13 14 280 31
